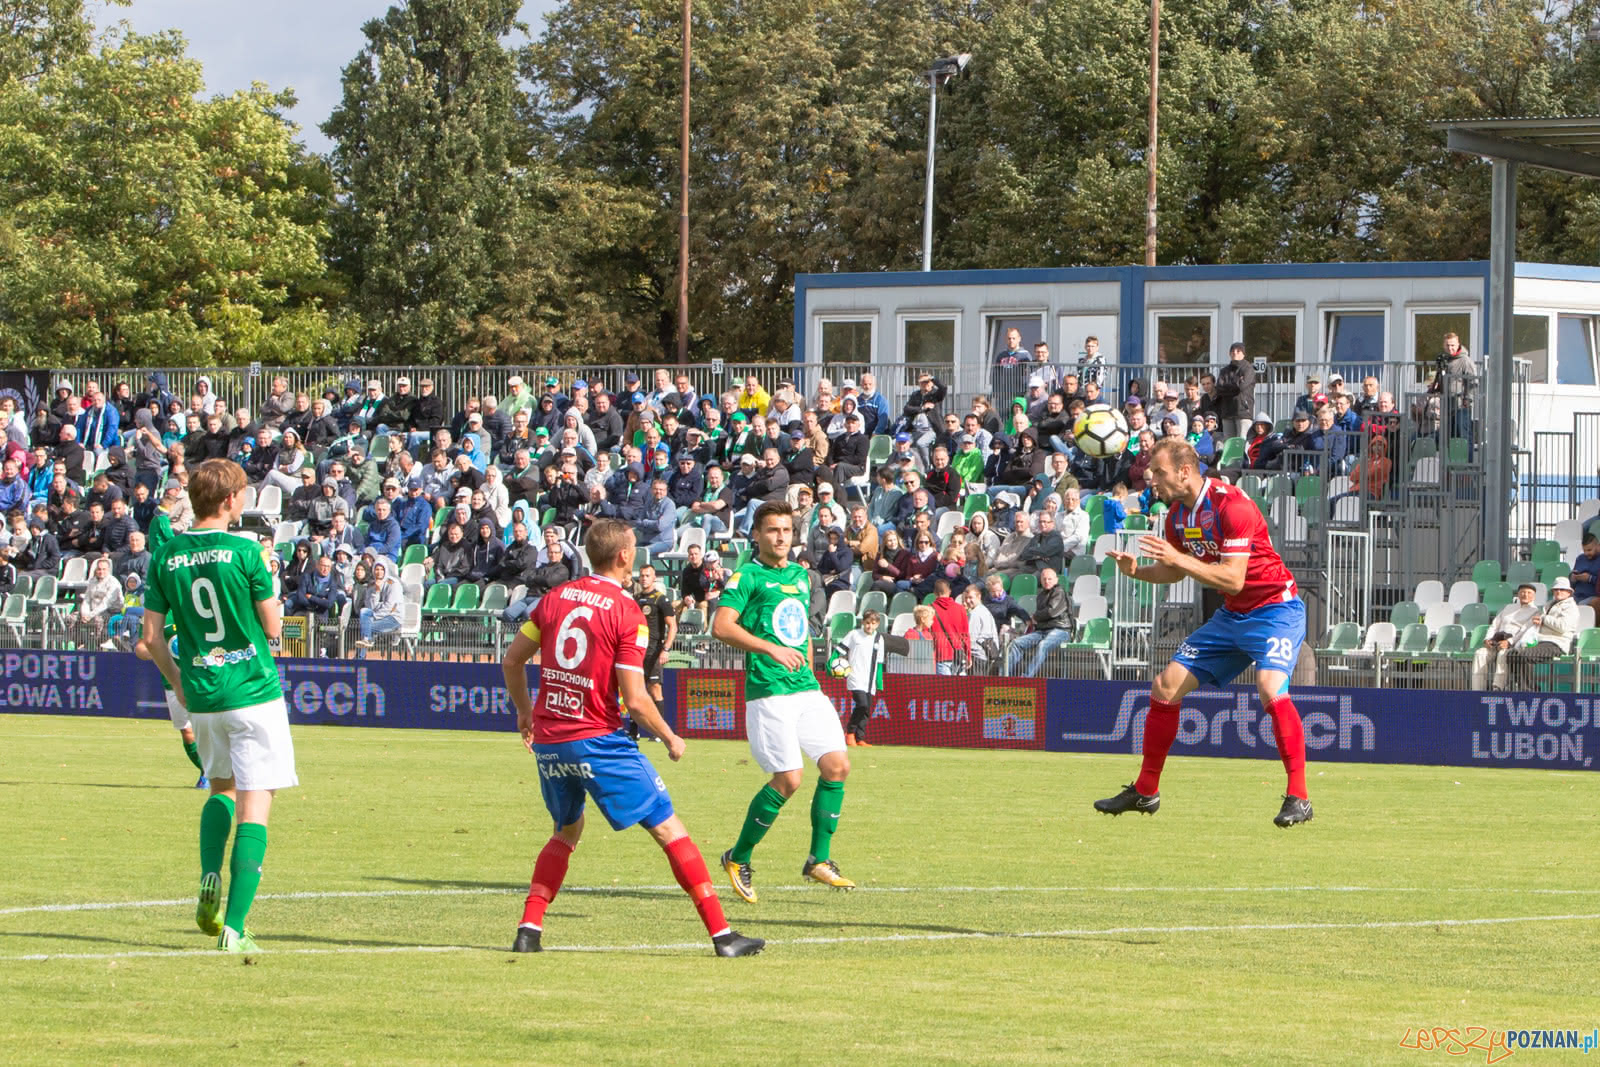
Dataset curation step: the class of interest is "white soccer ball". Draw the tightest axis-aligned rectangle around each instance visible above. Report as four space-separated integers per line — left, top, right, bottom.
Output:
1072 404 1130 458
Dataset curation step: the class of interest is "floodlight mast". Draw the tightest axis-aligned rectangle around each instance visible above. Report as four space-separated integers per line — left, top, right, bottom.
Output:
922 53 971 272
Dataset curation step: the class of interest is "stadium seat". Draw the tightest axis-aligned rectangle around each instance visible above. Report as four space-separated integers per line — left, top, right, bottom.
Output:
887 591 916 618
241 484 282 526
402 581 423 605
920 592 937 606
1484 583 1514 613
1422 603 1454 635
448 583 480 613
422 584 452 613
400 562 426 587
1413 456 1441 484
1447 580 1479 611
2 594 26 641
1068 555 1099 580
479 583 510 615
58 556 88 591
889 613 915 637
1389 600 1420 629
1360 622 1398 654
1088 514 1106 541
397 602 422 655
10 573 30 599
1458 602 1492 630
1124 514 1148 531
400 543 426 568
1317 621 1362 653
1540 561 1571 585
1070 574 1101 606
1429 624 1467 657
1009 574 1037 599
1076 595 1107 622
660 525 707 562
853 571 874 598
1217 437 1246 468
1505 561 1538 586
1013 593 1036 615
1471 559 1501 588
1413 580 1445 608
825 590 856 619
1092 533 1119 560
935 511 962 543
1580 606 1598 632
962 495 989 520
369 434 392 462
1066 617 1113 650
1447 437 1470 465
858 591 887 618
1237 474 1263 496
826 612 855 644
1394 623 1431 654
1532 539 1563 564
1461 624 1490 657
1579 499 1600 523
1264 475 1293 499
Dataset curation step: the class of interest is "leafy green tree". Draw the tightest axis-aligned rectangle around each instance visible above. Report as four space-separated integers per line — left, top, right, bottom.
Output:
0 0 121 84
0 30 350 368
323 0 528 363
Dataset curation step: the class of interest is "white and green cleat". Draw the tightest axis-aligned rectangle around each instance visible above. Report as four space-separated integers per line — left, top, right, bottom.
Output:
195 873 222 937
217 926 259 955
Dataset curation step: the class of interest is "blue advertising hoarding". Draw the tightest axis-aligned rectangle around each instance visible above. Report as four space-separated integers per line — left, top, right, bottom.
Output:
1 650 1594 772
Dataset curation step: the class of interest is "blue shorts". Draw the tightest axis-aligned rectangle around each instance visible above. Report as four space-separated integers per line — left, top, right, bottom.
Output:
1172 599 1306 687
532 730 675 832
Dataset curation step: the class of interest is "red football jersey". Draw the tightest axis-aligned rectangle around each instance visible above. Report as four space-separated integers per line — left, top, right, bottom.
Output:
519 573 648 744
1162 478 1298 614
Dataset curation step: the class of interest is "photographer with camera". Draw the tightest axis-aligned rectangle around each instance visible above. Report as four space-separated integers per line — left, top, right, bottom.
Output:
1432 331 1478 450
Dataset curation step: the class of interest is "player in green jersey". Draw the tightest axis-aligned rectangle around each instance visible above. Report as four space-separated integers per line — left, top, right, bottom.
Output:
133 624 208 789
143 459 294 956
714 500 854 901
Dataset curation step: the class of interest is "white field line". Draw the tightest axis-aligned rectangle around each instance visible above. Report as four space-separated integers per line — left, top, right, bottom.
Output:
6 883 1600 918
5 912 1600 961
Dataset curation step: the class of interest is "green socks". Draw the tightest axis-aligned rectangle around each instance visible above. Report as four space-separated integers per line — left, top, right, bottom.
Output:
199 794 234 878
730 785 787 864
182 738 203 772
224 823 268 933
808 779 845 864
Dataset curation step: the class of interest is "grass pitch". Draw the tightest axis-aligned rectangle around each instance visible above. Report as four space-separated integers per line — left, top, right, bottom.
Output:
1 713 1598 1065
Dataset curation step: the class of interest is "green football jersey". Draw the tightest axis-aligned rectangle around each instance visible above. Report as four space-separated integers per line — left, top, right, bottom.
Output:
718 557 818 700
144 528 281 715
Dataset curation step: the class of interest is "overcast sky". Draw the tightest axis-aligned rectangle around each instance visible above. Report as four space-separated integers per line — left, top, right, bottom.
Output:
101 0 558 154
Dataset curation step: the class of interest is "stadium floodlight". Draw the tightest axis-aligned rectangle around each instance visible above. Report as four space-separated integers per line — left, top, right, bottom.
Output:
921 53 972 272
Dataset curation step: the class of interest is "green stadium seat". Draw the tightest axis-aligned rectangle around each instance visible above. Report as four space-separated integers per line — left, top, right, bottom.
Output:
1458 602 1492 630
1429 624 1467 657
920 593 936 606
1505 561 1538 586
401 544 427 568
1471 559 1502 588
858 591 888 617
11 573 31 599
1460 624 1490 659
1540 561 1572 585
448 583 480 613
1217 436 1246 468
422 584 453 613
1395 622 1431 654
1484 584 1514 613
1067 617 1113 650
1124 514 1148 531
1531 539 1563 564
1068 555 1098 580
1317 621 1361 653
1447 437 1469 465
479 583 510 614
1013 594 1036 614
1009 574 1037 599
827 613 855 644
1389 600 1420 629
962 495 989 520
887 591 916 618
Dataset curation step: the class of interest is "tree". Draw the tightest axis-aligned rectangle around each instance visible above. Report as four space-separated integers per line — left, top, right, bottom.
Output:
0 0 121 84
323 0 528 364
0 30 351 368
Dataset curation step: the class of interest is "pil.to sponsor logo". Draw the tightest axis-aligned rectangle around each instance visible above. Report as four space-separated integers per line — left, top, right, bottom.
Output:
1400 1025 1598 1062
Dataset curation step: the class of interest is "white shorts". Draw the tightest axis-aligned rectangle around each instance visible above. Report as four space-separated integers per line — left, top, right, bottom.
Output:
191 699 299 792
166 691 189 732
745 689 847 774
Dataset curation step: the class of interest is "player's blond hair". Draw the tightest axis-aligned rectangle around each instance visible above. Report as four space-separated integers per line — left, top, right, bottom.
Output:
188 458 246 521
585 518 634 572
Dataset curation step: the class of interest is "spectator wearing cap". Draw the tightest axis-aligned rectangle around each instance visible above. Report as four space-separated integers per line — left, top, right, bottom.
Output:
364 497 403 562
667 452 704 511
364 477 404 524
351 378 384 428
500 375 532 420
540 374 568 411
885 432 924 479
372 376 415 437
628 478 675 555
1278 409 1318 470
1507 578 1580 690
819 409 868 490
1295 376 1324 417
404 377 445 450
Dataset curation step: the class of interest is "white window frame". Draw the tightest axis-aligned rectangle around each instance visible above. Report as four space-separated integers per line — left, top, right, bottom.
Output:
1056 311 1119 366
980 309 1047 358
1146 305 1219 365
1317 304 1390 365
813 312 878 365
1405 303 1480 369
896 310 963 365
1231 305 1304 364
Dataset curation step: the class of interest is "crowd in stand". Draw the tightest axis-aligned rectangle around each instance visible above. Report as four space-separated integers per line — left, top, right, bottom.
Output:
0 340 1495 679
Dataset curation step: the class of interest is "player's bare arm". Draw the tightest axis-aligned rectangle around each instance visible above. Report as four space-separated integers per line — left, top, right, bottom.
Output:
139 608 184 697
500 629 539 749
1131 535 1249 594
712 606 806 672
255 595 283 641
617 669 685 762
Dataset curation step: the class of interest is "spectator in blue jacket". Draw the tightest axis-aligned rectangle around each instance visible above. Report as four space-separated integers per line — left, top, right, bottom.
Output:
395 481 434 547
1572 535 1600 608
632 478 676 555
364 497 403 562
0 458 27 514
667 453 704 509
76 392 120 453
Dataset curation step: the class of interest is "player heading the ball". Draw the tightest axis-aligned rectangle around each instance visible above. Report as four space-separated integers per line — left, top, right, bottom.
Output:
500 517 762 957
1094 438 1313 828
713 500 856 903
142 458 295 956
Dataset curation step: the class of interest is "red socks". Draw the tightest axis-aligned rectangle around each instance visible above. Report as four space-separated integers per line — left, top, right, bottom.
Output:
519 836 574 929
1135 699 1181 795
1268 696 1308 800
664 835 730 938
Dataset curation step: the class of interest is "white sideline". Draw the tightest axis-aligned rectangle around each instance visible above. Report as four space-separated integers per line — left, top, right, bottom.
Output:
5 912 1600 962
7 883 1600 918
